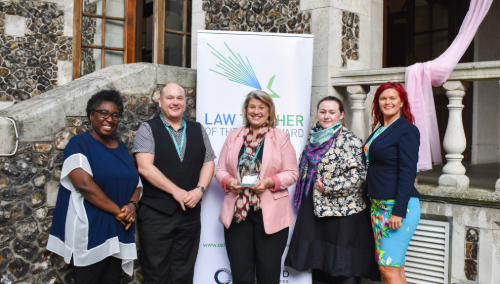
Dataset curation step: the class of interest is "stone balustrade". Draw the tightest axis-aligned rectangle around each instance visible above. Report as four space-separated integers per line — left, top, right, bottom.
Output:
330 61 500 193
440 81 469 190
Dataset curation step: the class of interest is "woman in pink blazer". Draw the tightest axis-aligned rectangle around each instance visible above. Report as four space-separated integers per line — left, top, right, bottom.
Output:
215 90 298 284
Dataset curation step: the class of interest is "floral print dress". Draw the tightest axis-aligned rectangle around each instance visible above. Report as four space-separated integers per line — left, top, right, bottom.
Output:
312 127 367 217
285 126 381 281
370 197 421 267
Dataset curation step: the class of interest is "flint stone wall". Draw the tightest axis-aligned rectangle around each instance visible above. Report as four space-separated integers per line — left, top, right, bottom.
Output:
0 63 197 284
81 0 96 76
0 0 73 105
203 0 311 34
340 10 359 68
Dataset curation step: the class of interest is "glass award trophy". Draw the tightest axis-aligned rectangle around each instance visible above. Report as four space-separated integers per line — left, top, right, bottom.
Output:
238 173 259 187
237 159 260 187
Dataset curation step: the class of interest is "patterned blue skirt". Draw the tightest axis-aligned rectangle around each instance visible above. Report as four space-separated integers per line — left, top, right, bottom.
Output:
370 197 420 267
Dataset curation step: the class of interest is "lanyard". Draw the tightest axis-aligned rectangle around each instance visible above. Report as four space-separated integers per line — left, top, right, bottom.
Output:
365 117 400 163
159 114 186 158
241 139 265 169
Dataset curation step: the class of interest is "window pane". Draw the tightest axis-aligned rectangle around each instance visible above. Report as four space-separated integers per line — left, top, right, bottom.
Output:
164 33 183 66
106 0 125 18
140 14 154 62
104 49 124 67
186 35 191 68
105 19 125 48
414 34 430 63
82 17 102 46
82 47 102 75
83 0 103 15
432 31 448 59
432 4 448 30
414 3 429 33
165 0 184 31
186 0 192 32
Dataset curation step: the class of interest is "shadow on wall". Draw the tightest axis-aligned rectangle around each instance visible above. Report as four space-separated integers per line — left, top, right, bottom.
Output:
0 63 196 283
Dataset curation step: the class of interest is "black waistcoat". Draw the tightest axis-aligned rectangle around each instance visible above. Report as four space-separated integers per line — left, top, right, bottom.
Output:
140 116 206 214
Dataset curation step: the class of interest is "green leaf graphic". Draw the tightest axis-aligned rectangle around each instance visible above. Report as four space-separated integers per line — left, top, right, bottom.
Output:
267 75 280 98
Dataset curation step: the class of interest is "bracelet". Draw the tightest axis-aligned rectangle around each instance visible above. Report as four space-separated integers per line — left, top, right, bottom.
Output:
128 201 138 210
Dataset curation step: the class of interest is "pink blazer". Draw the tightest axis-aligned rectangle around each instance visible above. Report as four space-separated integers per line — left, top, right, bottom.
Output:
214 127 299 235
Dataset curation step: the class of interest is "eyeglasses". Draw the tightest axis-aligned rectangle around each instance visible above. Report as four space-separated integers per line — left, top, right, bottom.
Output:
93 110 121 121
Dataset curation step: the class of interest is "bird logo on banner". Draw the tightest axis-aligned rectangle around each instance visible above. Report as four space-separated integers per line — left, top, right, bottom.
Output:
208 42 280 98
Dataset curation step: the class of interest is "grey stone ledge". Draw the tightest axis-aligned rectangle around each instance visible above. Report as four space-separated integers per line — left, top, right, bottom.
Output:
0 117 16 155
331 60 500 87
0 63 197 154
417 184 500 205
0 98 67 142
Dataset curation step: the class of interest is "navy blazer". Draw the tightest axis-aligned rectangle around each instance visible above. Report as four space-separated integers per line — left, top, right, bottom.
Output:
362 117 421 218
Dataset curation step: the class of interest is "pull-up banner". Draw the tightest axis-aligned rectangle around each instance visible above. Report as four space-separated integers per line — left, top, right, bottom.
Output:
195 30 314 284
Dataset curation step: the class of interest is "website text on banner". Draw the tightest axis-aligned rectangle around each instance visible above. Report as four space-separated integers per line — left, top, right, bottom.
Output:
195 30 314 284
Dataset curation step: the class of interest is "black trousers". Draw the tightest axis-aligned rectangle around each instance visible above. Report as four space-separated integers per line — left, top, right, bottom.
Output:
73 256 122 284
138 203 201 284
224 208 289 284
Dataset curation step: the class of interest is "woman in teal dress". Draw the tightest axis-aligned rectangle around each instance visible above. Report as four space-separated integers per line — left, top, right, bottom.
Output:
363 82 421 284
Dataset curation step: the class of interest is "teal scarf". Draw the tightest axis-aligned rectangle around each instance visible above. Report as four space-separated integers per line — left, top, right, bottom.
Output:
309 120 343 146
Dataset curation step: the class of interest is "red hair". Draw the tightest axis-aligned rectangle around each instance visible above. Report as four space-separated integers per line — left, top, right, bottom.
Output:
371 82 415 132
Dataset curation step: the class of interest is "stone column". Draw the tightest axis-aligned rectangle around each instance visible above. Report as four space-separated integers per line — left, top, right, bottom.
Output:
347 85 369 141
438 81 470 189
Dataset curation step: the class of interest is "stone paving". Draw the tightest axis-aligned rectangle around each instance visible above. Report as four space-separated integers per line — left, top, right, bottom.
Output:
418 163 500 190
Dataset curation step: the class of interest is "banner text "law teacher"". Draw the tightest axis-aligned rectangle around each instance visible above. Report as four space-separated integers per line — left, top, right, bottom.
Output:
204 113 305 137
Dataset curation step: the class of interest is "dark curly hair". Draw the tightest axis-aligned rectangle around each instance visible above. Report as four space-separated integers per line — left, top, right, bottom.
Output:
86 90 124 120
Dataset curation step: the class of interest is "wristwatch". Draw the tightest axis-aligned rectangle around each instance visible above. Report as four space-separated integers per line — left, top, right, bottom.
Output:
196 185 206 193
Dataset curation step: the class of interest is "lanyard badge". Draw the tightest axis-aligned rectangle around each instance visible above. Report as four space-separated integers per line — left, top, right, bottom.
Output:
160 114 186 158
238 139 264 187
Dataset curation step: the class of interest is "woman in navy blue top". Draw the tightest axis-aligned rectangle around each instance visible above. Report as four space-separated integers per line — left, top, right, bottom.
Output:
363 82 421 284
47 90 142 283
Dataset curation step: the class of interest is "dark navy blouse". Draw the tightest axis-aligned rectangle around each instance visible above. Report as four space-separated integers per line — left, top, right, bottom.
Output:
47 132 140 274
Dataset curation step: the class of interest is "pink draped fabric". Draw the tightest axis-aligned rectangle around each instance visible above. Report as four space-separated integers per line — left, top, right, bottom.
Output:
405 0 493 171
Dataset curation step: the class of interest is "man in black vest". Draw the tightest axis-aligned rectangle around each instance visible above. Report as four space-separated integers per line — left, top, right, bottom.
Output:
133 83 215 284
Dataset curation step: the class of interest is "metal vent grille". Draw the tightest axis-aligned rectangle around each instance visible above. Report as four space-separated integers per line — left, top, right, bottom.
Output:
405 219 450 284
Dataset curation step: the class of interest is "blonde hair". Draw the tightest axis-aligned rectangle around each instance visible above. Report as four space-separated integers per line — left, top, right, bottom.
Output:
242 90 277 128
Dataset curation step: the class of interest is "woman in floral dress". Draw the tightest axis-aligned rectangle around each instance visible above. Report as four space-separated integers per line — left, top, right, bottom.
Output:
363 82 421 284
285 96 380 284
